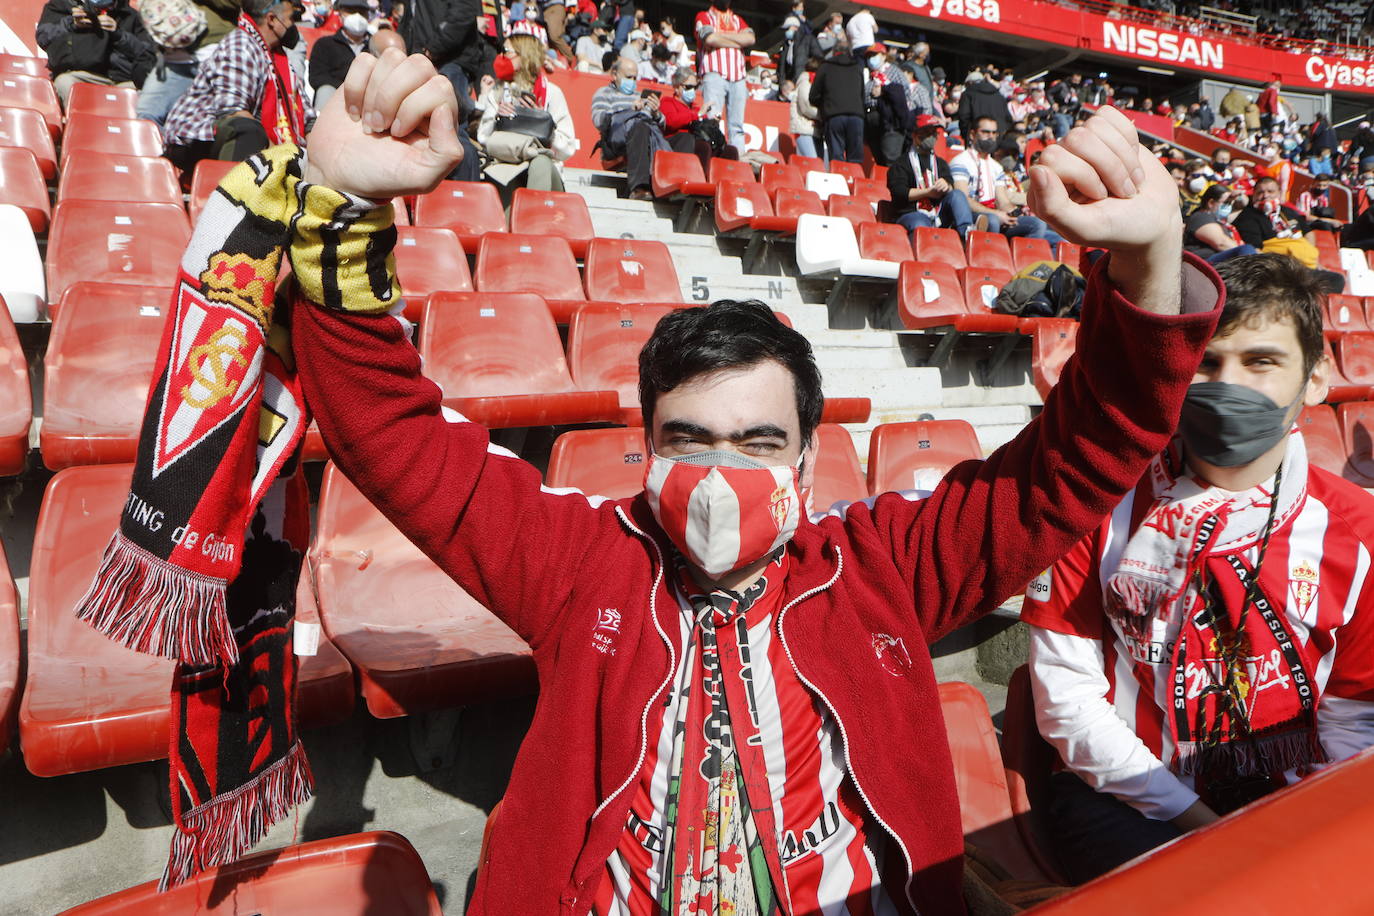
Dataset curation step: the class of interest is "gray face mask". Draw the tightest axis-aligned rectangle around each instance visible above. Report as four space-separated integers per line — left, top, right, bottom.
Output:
1179 381 1303 468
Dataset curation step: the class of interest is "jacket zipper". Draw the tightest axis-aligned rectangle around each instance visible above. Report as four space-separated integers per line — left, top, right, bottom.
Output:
774 545 922 915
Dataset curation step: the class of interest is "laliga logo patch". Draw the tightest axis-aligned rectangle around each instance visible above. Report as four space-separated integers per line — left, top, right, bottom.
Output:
769 484 791 532
1289 561 1320 619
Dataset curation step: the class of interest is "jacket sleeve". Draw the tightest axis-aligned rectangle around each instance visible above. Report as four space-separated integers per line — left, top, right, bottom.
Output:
35 0 71 48
796 73 819 121
886 154 912 204
429 0 478 61
807 67 824 110
660 95 696 134
833 254 1222 643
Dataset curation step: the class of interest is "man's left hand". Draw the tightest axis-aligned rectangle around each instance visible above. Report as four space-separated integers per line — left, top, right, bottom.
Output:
98 11 116 30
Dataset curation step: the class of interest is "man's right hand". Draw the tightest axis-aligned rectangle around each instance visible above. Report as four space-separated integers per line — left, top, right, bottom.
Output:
304 50 463 201
70 5 93 28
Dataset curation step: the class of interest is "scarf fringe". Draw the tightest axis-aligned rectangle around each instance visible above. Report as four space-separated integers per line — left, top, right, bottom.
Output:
160 739 314 891
1173 727 1322 777
72 532 236 669
1106 576 1173 638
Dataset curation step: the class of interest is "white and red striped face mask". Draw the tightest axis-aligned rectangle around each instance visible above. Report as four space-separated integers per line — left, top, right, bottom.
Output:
644 449 805 579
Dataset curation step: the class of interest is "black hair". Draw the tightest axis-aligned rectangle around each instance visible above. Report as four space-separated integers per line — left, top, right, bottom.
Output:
1200 183 1229 206
1215 253 1326 376
638 300 824 446
651 42 672 62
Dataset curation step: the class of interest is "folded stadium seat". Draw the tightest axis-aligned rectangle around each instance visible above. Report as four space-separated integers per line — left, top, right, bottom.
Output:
1000 665 1070 884
866 419 982 495
713 179 772 237
1030 318 1078 401
0 53 46 77
60 831 443 916
394 226 472 321
0 72 60 137
851 177 890 206
828 159 865 185
566 301 673 424
826 193 876 230
1310 228 1339 259
56 151 181 207
748 187 824 270
1325 293 1370 337
939 681 1056 883
805 170 850 201
1055 240 1082 271
418 291 618 427
1298 404 1350 478
679 157 757 233
583 236 683 305
795 213 899 309
913 226 966 269
1334 332 1374 389
0 146 49 231
0 541 16 753
760 162 805 198
867 163 889 183
312 463 536 718
1337 401 1374 487
474 231 586 323
1324 338 1371 403
509 187 595 259
64 82 138 120
960 265 1015 316
857 222 913 263
45 199 191 301
0 205 48 322
819 398 870 424
40 283 169 468
1011 236 1054 270
545 426 649 499
20 464 354 776
59 116 163 169
787 154 824 174
0 105 57 178
965 230 1015 272
649 148 706 199
187 158 234 223
894 261 1019 343
809 423 867 512
412 180 507 251
0 301 28 475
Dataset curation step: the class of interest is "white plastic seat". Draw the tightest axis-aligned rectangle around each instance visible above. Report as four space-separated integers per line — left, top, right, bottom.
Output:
1340 248 1374 297
795 214 900 281
805 170 851 202
0 204 45 322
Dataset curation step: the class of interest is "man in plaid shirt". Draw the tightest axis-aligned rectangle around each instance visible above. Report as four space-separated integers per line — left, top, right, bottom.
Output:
162 0 311 172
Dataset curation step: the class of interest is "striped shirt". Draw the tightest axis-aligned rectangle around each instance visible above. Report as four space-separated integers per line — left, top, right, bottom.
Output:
1023 439 1374 819
694 8 749 82
948 150 1005 208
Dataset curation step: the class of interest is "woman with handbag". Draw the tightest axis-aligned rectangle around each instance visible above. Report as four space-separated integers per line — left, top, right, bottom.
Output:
476 33 578 191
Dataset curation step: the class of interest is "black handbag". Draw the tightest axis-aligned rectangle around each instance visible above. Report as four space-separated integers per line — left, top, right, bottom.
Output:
494 105 556 147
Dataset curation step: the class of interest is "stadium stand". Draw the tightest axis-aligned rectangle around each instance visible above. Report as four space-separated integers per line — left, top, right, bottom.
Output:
0 541 17 754
866 419 983 495
394 226 473 320
0 105 57 178
1336 401 1374 487
1011 237 1055 271
0 52 45 77
58 116 163 170
508 187 595 259
1001 665 1070 885
810 422 868 510
1325 294 1371 336
0 146 47 231
649 149 705 201
1333 332 1374 389
0 296 30 474
966 231 1016 273
858 221 914 263
826 193 878 230
44 200 190 301
582 236 683 305
805 169 849 202
412 179 507 251
913 226 967 269
0 72 59 136
1298 404 1350 478
56 152 181 208
473 232 585 322
566 301 674 424
187 158 234 223
63 83 138 121
1030 318 1078 401
760 162 805 198
544 426 649 499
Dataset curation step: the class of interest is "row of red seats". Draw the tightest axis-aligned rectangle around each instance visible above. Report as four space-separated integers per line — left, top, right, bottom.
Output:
1298 402 1374 487
0 103 160 185
0 300 29 475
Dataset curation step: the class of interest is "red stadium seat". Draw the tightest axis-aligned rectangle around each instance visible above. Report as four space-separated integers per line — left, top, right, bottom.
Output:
760 162 805 198
1056 241 1082 271
40 283 169 468
1298 405 1349 478
939 681 1055 882
1325 294 1370 337
61 831 443 916
475 232 585 322
810 424 867 512
1310 229 1339 257
788 154 825 173
0 541 16 753
0 146 48 231
0 106 56 178
857 222 913 263
312 463 536 718
509 187 595 259
966 230 1015 272
566 301 674 424
56 152 181 207
828 159 865 184
20 464 353 776
867 419 982 495
827 194 876 229
1001 666 1070 884
650 149 705 198
851 177 890 206
394 226 472 320
1325 338 1370 403
758 187 824 235
1334 332 1374 387
0 54 46 78
545 427 649 499
0 73 59 137
187 158 234 223
867 163 889 183
679 157 754 199
1030 318 1078 401
412 180 507 250
64 82 138 120
960 266 1015 317
418 292 618 427
895 261 1018 334
1011 236 1055 270
45 200 190 301
1337 401 1374 486
0 299 27 475
1317 244 1344 274
583 236 683 304
714 179 772 235
913 226 966 268
819 398 871 424
59 115 162 168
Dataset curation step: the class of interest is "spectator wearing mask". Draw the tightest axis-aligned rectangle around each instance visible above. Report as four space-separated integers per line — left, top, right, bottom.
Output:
694 0 753 151
620 26 649 62
844 5 875 56
308 0 371 108
1232 176 1306 249
1193 95 1214 131
950 115 1060 245
955 69 1009 139
37 0 155 104
1306 147 1334 178
905 41 934 113
808 38 865 163
575 20 611 72
638 41 674 82
1210 147 1233 181
1295 174 1343 231
659 16 688 68
888 113 974 239
1024 252 1374 884
775 14 816 86
1346 123 1374 170
477 32 577 192
791 56 821 159
815 10 842 53
133 0 212 126
1257 79 1280 133
590 55 671 200
1256 141 1294 203
508 4 549 45
1183 184 1253 264
864 42 910 166
659 67 725 173
161 0 310 172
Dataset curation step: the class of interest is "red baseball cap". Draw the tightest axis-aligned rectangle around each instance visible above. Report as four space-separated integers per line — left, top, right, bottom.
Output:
870 43 887 53
913 114 940 131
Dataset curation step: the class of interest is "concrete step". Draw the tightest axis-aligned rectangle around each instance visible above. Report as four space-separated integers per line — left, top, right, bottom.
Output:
821 366 943 412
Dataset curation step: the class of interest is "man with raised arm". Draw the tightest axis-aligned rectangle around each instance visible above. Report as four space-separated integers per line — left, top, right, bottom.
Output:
278 50 1221 915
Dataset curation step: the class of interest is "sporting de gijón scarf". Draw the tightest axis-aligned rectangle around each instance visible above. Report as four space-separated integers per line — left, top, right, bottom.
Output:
71 145 401 887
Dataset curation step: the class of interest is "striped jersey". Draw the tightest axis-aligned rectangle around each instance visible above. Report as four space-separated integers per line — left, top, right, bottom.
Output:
1023 448 1374 818
594 553 910 914
694 8 749 82
948 150 1006 208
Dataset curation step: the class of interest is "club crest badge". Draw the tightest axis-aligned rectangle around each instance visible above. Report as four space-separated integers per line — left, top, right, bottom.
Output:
1289 561 1319 620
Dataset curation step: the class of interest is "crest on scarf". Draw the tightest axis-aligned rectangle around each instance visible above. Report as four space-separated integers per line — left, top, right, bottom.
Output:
769 484 791 532
1289 561 1320 619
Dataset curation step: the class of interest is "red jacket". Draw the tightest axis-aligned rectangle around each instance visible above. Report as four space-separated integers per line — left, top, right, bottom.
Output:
659 93 698 135
291 255 1222 915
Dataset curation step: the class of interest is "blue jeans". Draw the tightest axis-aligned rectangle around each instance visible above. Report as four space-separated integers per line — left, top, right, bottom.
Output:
985 211 1063 247
1048 772 1182 884
702 71 748 151
794 133 818 159
1205 243 1259 265
896 189 975 238
824 113 864 163
137 60 197 126
611 13 634 51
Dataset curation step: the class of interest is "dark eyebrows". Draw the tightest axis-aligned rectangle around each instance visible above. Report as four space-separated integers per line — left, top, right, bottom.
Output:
659 419 790 442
